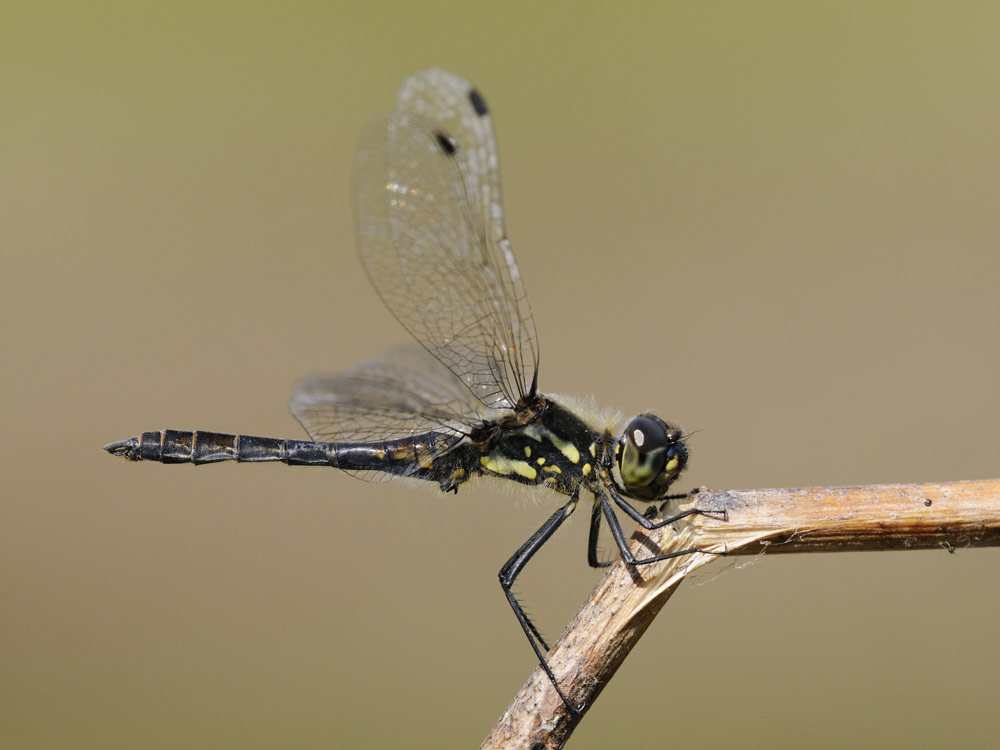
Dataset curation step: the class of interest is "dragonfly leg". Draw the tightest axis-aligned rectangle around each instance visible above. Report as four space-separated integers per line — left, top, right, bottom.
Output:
600 491 723 566
614 493 703 530
586 499 613 568
613 489 727 531
499 492 582 713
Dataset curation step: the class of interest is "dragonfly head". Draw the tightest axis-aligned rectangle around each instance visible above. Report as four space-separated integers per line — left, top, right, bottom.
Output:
616 414 688 500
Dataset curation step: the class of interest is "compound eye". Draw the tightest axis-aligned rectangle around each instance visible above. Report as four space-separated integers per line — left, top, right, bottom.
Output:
618 416 669 488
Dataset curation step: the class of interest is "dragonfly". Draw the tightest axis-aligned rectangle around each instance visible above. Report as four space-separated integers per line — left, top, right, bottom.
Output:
106 68 713 711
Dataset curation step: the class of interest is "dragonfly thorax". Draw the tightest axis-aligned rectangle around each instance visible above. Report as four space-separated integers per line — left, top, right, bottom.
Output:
469 398 599 493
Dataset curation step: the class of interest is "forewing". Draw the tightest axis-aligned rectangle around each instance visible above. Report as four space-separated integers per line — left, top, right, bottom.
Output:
353 68 538 411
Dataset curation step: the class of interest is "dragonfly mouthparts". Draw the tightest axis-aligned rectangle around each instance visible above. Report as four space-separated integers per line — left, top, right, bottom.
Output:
104 437 140 460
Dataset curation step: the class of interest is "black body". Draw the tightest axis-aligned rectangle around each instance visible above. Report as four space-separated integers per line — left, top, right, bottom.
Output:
105 70 712 712
109 397 606 493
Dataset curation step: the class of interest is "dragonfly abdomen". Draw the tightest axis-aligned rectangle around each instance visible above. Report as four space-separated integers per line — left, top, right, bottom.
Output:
105 430 337 465
105 429 463 479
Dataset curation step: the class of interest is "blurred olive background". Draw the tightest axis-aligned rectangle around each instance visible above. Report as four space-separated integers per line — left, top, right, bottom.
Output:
3 1 998 748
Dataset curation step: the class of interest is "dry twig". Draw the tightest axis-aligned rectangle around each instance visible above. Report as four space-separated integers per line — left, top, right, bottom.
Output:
480 479 1000 749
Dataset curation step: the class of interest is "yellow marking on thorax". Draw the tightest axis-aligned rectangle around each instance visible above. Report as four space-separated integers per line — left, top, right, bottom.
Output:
588 442 596 458
542 464 562 474
665 457 679 473
536 457 546 465
524 424 580 464
547 432 580 464
480 453 538 480
523 445 532 458
449 467 466 481
582 463 592 476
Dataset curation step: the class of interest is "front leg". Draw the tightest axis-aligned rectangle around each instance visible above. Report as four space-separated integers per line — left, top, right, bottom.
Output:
613 491 704 530
599 486 721 566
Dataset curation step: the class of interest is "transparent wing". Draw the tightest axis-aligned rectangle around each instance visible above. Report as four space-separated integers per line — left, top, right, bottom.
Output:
353 68 538 411
289 347 486 482
290 346 485 444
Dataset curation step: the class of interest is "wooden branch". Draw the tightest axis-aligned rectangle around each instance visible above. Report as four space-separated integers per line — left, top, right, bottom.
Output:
480 479 1000 750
